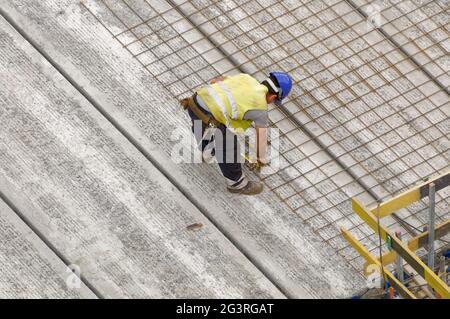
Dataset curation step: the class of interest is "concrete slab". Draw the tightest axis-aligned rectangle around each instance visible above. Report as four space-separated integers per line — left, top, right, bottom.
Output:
156 0 449 251
0 0 365 298
179 0 450 198
356 0 449 89
0 196 96 298
0 14 286 298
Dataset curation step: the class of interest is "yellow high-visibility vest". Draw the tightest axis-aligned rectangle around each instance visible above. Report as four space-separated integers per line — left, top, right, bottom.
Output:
197 73 268 131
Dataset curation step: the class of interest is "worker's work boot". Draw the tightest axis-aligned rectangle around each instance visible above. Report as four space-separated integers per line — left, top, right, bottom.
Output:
227 181 263 195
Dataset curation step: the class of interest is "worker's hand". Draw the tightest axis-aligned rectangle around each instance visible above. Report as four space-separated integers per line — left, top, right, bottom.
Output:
244 156 259 171
246 158 270 172
257 157 271 167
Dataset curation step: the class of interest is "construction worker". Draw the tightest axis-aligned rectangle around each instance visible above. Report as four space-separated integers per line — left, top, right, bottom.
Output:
181 72 293 195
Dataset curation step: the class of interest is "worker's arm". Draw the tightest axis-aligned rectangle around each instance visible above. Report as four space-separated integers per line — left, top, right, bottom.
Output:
256 126 270 165
210 75 229 84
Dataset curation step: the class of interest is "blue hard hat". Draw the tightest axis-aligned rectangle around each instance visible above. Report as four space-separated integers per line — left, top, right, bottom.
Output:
269 72 293 106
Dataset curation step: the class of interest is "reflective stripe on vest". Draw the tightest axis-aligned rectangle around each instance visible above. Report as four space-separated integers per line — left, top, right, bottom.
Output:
206 85 230 127
197 74 268 130
217 82 238 120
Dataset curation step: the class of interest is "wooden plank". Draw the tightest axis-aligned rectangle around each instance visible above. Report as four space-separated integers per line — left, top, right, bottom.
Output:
364 220 450 273
341 227 416 299
370 171 450 218
404 265 436 299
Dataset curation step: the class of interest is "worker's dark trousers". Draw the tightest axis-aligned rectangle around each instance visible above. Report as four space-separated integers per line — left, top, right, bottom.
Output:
188 108 246 188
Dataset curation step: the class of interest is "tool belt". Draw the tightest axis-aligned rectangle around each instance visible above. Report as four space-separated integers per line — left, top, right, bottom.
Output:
180 93 222 128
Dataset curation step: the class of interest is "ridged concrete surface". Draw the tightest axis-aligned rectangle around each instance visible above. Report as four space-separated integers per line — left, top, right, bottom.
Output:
77 0 449 269
0 196 96 298
0 0 365 298
0 15 286 298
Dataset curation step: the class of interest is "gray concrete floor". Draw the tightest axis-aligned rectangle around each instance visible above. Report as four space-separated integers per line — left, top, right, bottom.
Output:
0 0 447 298
0 14 286 298
75 0 449 266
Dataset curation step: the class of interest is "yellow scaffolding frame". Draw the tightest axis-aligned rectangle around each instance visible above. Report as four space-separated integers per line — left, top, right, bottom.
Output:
341 170 450 299
341 228 416 299
364 220 450 274
369 171 450 218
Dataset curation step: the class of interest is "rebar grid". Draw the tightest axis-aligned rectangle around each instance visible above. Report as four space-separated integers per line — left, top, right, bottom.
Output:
349 0 449 90
81 0 449 270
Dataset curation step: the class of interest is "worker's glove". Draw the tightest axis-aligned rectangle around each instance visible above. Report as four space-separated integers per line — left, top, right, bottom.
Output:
247 158 270 172
257 158 271 167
